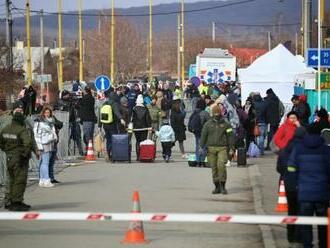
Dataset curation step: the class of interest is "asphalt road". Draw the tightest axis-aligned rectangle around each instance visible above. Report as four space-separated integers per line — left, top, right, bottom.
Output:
0 133 264 248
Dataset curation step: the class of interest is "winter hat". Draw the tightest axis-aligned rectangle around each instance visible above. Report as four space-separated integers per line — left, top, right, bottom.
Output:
316 108 328 119
120 96 128 106
299 95 307 103
162 118 170 125
266 88 274 95
136 94 144 106
196 98 206 110
211 104 221 116
218 94 227 104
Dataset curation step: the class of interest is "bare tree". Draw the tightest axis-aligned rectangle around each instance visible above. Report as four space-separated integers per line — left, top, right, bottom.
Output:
84 18 146 82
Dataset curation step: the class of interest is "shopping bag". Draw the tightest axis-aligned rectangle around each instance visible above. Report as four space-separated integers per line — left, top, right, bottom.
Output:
247 142 260 158
94 132 104 153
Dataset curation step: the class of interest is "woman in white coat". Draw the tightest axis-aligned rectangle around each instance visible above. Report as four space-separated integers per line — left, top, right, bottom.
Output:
34 106 57 187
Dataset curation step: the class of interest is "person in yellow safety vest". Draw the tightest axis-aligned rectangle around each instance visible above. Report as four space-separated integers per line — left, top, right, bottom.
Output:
198 81 209 95
174 86 183 99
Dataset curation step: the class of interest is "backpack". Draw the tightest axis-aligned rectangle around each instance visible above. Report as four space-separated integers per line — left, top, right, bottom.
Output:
100 103 113 124
188 111 202 134
279 100 285 117
161 98 172 111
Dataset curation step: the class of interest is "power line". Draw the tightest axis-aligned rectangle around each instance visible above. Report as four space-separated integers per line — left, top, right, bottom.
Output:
12 0 256 17
219 21 301 27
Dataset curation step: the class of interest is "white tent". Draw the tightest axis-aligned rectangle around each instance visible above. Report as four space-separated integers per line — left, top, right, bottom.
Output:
238 44 315 105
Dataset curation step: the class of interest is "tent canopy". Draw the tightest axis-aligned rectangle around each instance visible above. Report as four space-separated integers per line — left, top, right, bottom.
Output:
238 44 315 104
239 44 315 83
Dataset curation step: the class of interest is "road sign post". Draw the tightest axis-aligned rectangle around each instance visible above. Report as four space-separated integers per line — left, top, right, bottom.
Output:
306 48 330 68
94 75 111 92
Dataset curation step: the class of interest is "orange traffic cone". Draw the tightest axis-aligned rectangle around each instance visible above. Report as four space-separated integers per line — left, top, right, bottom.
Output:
275 180 288 212
121 191 148 244
85 139 96 162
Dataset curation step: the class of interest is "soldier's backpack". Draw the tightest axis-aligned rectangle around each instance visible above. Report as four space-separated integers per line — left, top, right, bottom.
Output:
100 103 113 124
188 111 202 134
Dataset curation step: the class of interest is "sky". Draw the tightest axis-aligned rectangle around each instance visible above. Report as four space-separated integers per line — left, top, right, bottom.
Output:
9 0 226 12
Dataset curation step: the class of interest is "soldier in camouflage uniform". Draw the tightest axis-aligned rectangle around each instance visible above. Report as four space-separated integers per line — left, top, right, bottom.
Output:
0 101 34 211
200 104 235 195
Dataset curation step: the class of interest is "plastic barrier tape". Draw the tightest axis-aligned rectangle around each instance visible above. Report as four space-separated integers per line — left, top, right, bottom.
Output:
0 213 327 225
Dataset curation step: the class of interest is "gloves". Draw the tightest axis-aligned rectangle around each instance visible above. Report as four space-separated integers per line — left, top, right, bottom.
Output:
120 119 126 126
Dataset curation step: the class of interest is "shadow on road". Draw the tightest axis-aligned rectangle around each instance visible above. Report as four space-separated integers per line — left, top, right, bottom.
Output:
32 201 85 210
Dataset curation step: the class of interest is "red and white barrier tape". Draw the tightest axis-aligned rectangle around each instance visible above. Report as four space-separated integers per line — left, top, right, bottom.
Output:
0 212 327 225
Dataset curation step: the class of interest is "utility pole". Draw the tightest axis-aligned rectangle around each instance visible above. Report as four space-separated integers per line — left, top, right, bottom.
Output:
320 0 325 48
78 0 83 82
300 0 304 55
317 0 321 109
149 0 153 84
40 9 45 97
212 22 216 44
295 32 298 55
177 14 181 87
26 0 32 86
303 0 312 54
110 0 115 85
6 0 13 69
181 0 185 86
267 31 271 51
58 0 63 91
98 11 101 36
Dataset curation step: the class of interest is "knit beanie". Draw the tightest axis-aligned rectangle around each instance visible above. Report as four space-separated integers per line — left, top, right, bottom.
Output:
136 94 144 106
120 96 128 106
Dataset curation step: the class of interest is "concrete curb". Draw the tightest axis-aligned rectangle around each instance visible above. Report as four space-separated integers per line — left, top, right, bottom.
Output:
248 162 277 248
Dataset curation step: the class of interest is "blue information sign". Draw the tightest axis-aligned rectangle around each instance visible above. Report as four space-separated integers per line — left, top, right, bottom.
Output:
306 48 330 68
94 75 111 91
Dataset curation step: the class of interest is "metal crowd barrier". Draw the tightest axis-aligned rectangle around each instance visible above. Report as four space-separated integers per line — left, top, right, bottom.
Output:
0 111 80 187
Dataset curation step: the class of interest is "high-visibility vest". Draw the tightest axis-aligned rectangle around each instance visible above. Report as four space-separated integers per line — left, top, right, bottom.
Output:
100 104 113 124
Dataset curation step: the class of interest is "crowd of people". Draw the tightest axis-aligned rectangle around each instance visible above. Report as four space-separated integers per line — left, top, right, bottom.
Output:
1 78 330 248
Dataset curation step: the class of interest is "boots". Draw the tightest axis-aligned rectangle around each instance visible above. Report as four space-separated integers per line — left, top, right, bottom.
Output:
136 143 140 161
212 182 222 194
8 202 31 211
221 182 228 195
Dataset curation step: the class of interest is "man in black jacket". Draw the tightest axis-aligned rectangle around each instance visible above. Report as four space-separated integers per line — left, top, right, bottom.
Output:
264 88 282 149
99 90 125 160
78 86 97 148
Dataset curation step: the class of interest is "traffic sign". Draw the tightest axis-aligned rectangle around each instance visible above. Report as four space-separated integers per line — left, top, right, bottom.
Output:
36 74 52 83
316 72 330 90
190 76 201 87
94 75 111 91
306 48 330 68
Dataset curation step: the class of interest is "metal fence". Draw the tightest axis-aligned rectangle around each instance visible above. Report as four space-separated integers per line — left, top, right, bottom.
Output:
0 110 80 187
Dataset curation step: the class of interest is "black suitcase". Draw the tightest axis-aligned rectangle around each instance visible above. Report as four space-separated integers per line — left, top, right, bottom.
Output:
111 134 131 163
237 147 247 167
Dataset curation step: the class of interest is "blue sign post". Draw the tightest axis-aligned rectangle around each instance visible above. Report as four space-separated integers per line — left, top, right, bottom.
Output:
94 75 111 91
306 48 330 68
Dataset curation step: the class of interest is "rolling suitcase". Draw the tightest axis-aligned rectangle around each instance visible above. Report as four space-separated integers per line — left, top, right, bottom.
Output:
237 147 247 167
139 139 156 162
111 134 131 163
